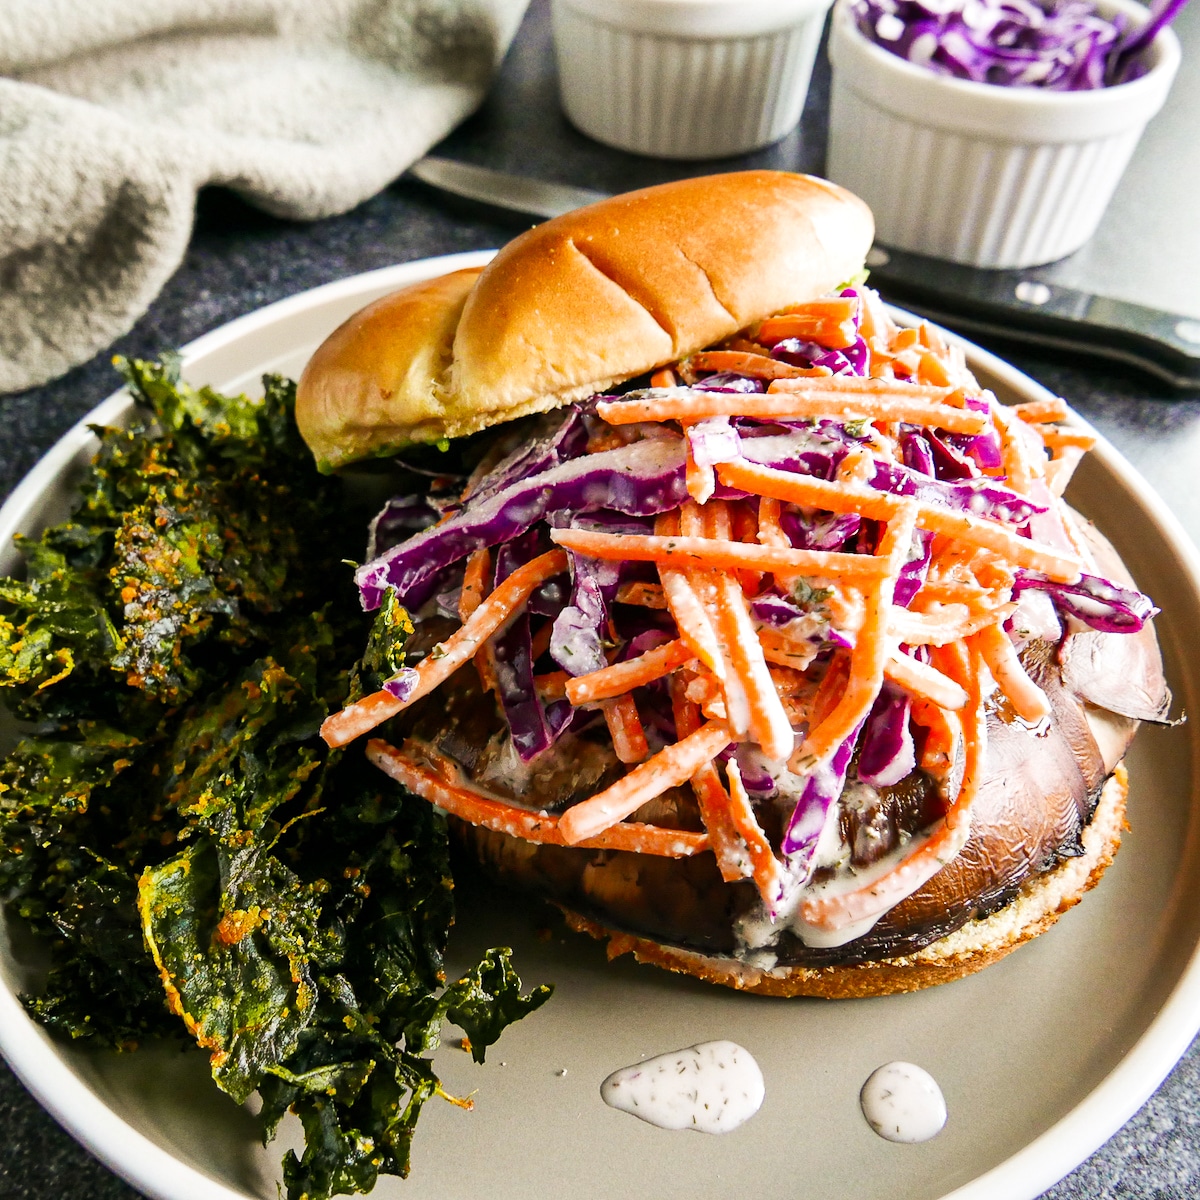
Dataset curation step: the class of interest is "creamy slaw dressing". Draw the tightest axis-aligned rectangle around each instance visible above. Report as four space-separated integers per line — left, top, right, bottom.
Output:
860 1062 947 1143
600 1041 765 1133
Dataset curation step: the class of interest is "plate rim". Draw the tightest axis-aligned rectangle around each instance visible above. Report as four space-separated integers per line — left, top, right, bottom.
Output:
1 250 1198 1200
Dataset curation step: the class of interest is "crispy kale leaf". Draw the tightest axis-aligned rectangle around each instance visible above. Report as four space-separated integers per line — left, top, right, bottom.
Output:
0 357 550 1199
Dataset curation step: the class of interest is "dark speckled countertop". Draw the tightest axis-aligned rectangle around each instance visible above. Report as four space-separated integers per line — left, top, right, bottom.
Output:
2 1 1199 1196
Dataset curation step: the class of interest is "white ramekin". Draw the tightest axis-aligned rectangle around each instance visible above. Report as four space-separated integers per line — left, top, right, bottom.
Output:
826 0 1181 268
551 0 835 159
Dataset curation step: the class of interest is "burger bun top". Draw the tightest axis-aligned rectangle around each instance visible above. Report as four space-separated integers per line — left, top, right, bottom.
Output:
296 171 874 470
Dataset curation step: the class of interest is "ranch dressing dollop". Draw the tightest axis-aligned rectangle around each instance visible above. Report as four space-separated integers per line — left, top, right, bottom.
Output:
860 1061 947 1143
600 1041 764 1133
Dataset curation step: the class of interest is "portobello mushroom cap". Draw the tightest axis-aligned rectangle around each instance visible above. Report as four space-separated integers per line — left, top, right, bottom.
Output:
399 519 1168 997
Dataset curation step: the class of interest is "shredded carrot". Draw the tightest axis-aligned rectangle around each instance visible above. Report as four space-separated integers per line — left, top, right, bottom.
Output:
911 577 991 607
756 495 786 547
728 498 763 592
756 494 803 591
725 758 785 906
684 434 715 504
916 350 953 388
534 670 569 699
712 568 794 761
777 296 861 321
566 639 692 706
767 663 817 699
615 581 667 608
689 500 766 747
888 602 1016 646
321 549 568 748
971 622 1051 724
458 549 491 621
918 507 1076 581
723 335 773 356
1039 427 1097 452
678 497 707 539
557 720 733 845
918 321 949 356
691 764 749 881
1012 397 1068 424
717 458 905 522
884 650 969 711
755 299 859 349
798 639 987 931
716 460 1082 583
549 527 891 581
990 400 1039 495
670 677 750 883
758 626 823 671
369 739 709 858
460 547 500 695
910 697 961 779
654 512 726 678
797 500 919 766
808 650 852 732
603 694 649 763
598 383 986 435
658 566 726 679
650 367 678 388
687 351 833 380
858 288 894 344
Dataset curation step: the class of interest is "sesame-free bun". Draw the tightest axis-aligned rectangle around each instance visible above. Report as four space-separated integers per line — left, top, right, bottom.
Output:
296 172 874 469
296 267 481 471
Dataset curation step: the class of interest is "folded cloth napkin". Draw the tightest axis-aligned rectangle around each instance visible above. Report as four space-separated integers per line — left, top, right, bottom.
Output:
0 0 529 394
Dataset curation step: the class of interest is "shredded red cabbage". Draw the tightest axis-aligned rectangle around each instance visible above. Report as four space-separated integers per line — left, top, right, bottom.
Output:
693 373 765 393
382 667 419 703
686 417 742 467
851 0 1178 90
735 430 1045 525
869 458 1046 524
782 721 864 866
550 514 650 677
894 529 934 607
925 429 981 479
356 436 687 610
779 507 863 551
492 534 560 761
1012 569 1157 632
366 494 441 560
465 407 589 507
858 682 917 786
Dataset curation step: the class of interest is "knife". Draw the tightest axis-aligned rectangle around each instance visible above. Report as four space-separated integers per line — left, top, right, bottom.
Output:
409 155 1200 390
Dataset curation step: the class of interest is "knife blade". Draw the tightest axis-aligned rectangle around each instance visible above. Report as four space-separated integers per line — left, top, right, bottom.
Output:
408 156 1200 390
410 156 608 220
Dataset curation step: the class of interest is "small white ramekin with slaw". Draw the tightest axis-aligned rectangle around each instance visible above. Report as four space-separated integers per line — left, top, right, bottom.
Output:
827 0 1183 268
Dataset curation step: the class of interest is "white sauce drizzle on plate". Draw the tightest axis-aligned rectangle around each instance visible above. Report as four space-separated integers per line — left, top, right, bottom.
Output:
600 1041 764 1133
860 1061 947 1143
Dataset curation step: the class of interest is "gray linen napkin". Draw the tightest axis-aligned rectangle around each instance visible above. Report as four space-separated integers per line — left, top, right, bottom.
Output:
0 0 529 394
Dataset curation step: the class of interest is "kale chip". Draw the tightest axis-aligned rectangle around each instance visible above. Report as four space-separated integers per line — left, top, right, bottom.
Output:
0 357 550 1199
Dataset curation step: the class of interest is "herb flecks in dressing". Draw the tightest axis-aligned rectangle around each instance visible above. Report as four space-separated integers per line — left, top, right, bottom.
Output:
600 1040 764 1133
860 1061 947 1143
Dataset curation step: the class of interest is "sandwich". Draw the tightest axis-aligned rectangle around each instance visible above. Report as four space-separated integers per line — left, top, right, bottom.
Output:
296 170 1170 998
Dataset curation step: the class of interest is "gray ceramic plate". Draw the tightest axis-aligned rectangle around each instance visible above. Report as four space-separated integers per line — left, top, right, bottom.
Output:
1 253 1198 1200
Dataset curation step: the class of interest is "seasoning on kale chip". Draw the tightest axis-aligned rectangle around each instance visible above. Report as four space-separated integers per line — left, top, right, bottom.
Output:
0 355 550 1199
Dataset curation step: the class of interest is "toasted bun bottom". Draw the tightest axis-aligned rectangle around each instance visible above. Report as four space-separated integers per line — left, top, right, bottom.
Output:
558 763 1128 999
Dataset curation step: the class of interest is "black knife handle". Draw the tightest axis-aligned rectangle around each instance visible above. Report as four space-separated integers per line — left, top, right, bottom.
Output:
866 245 1200 391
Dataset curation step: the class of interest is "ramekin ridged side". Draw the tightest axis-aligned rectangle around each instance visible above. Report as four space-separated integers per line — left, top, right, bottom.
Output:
552 0 832 160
